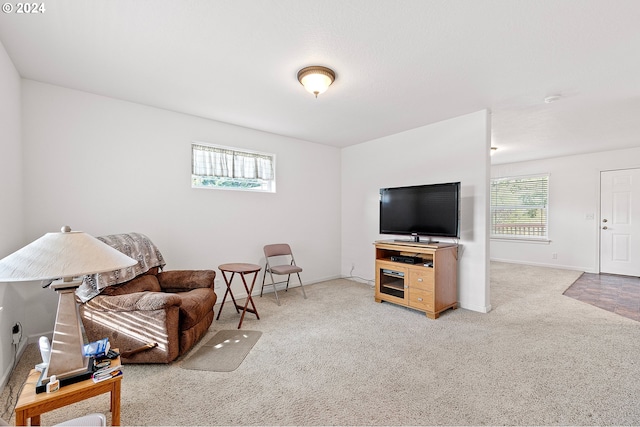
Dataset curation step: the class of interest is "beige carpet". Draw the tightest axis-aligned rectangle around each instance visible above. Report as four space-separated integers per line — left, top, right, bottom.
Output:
3 262 640 425
181 330 261 372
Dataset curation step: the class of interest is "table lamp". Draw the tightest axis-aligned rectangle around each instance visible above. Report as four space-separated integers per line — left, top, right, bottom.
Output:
0 226 136 381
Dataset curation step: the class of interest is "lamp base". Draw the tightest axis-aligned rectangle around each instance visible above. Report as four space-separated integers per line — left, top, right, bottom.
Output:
47 280 90 379
35 358 97 394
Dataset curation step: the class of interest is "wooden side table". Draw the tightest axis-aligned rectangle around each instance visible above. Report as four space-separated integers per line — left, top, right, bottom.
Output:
216 263 261 329
14 353 122 426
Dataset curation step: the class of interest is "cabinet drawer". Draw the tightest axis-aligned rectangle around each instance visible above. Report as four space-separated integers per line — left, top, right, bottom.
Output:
409 269 434 291
409 289 434 311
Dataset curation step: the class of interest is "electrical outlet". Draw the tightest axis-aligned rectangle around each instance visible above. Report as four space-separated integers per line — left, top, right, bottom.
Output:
552 253 558 259
12 323 21 345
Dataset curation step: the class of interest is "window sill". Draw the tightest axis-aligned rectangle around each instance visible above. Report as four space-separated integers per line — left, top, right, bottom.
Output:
490 237 551 244
192 185 275 193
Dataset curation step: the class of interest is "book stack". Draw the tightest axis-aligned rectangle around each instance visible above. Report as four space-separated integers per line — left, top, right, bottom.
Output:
83 338 123 382
92 363 122 383
83 337 110 358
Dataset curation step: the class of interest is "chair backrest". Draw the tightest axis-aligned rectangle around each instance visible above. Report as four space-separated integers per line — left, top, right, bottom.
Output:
264 243 293 258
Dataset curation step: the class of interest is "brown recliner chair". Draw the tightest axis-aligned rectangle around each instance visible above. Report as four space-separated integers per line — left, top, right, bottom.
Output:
78 233 217 364
81 267 216 363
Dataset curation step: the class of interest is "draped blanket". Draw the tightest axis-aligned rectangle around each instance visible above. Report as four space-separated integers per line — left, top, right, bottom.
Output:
76 232 166 302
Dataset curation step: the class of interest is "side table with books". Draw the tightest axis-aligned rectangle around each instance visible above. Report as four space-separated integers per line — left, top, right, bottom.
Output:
14 349 123 426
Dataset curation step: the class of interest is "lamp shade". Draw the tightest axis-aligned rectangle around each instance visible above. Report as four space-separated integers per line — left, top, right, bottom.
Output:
0 227 137 282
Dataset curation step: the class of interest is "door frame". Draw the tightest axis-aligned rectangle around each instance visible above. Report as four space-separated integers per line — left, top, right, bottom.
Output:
598 167 640 275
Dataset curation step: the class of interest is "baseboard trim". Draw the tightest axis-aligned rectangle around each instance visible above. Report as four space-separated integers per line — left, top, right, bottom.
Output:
490 258 593 273
341 274 375 286
0 339 28 390
214 275 343 305
458 302 492 313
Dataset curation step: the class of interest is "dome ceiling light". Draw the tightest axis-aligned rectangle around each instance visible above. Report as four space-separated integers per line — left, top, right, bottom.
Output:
297 66 336 98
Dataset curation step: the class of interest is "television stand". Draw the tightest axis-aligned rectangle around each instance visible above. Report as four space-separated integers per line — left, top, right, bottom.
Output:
374 240 458 319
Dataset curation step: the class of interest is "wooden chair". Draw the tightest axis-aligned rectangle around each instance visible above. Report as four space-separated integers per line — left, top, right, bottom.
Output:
260 243 307 305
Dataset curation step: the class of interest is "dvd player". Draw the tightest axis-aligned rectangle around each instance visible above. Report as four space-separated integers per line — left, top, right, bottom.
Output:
391 255 422 264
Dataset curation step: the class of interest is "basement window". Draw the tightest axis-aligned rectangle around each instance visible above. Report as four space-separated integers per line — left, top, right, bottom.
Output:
191 143 276 192
490 174 549 240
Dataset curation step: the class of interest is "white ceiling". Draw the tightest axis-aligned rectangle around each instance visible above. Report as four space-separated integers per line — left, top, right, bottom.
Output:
1 0 639 164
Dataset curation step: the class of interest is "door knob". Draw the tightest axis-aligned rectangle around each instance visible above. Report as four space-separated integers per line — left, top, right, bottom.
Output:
602 226 608 230
602 219 608 223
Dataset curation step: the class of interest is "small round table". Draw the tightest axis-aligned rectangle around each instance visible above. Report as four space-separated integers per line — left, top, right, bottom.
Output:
216 263 261 329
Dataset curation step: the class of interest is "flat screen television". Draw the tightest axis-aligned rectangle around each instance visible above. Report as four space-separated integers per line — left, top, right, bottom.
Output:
379 182 460 242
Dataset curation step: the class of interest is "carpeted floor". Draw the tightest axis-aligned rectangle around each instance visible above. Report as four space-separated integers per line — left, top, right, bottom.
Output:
2 262 640 425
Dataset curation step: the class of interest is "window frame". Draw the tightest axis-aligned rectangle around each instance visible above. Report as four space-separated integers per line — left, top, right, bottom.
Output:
191 142 276 193
490 173 550 242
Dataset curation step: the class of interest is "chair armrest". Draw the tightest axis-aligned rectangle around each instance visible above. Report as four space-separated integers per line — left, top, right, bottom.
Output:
84 291 182 312
157 270 216 292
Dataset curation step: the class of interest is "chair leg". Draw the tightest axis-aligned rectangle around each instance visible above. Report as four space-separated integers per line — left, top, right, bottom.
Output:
285 275 290 292
268 271 281 306
298 273 307 299
260 267 267 297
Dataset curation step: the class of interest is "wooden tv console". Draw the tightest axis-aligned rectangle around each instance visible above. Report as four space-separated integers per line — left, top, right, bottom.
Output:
374 240 458 319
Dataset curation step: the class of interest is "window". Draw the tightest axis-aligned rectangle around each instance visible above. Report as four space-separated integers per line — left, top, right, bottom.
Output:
191 143 276 192
490 174 549 240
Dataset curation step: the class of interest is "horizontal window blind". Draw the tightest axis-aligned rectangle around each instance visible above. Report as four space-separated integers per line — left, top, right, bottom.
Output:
491 174 549 239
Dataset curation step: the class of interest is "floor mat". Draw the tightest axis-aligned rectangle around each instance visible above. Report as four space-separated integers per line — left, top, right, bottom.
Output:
181 330 262 372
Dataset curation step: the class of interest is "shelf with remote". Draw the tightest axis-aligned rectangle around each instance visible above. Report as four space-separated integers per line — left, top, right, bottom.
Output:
374 240 458 319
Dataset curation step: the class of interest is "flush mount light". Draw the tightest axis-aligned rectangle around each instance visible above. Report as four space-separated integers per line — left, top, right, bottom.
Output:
297 66 336 98
544 94 561 104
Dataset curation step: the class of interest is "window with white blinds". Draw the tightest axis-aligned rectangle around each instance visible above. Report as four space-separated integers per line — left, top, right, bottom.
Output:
191 143 276 192
490 174 549 239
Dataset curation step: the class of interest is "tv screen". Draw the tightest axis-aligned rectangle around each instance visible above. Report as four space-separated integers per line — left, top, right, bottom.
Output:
379 182 460 240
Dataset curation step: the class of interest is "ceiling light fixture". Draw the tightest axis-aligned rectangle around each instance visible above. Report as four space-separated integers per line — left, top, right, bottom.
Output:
297 66 336 98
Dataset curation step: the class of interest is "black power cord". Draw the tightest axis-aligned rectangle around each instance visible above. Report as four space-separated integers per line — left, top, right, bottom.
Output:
1 322 24 421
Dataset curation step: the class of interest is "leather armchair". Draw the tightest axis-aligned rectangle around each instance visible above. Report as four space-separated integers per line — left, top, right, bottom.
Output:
80 267 217 363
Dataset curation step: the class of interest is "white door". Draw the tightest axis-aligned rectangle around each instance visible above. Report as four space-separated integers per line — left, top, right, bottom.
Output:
600 168 640 276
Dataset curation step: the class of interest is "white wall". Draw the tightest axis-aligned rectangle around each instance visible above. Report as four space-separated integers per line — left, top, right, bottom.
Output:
341 110 491 313
0 40 27 387
491 146 640 272
21 80 342 336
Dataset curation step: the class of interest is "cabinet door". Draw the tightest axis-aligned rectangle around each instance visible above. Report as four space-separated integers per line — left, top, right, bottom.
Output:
375 261 408 304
